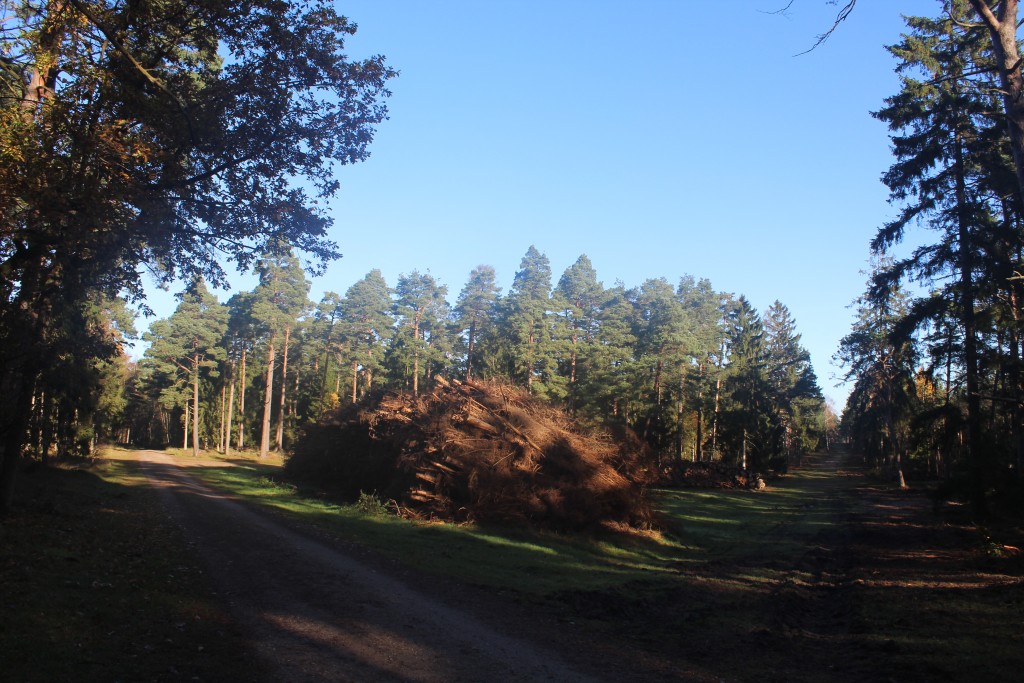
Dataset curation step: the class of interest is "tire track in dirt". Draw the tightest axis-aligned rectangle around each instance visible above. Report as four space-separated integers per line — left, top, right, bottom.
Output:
135 451 597 683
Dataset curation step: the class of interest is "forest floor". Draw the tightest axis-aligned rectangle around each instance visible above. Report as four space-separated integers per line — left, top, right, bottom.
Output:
3 448 1023 682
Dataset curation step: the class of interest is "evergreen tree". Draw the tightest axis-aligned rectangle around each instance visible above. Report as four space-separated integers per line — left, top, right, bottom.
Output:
143 278 228 456
722 296 771 471
251 247 310 458
226 291 259 451
837 267 918 486
339 270 394 403
389 271 449 395
872 5 1006 509
453 265 501 382
763 301 822 467
630 278 693 453
499 246 553 393
574 284 638 424
552 255 604 413
311 292 345 412
678 276 729 461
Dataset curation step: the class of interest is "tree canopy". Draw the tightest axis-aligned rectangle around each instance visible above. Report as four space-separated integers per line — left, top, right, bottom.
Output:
0 0 394 509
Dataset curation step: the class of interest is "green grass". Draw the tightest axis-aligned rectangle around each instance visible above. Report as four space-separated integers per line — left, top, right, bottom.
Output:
177 451 859 610
189 457 685 596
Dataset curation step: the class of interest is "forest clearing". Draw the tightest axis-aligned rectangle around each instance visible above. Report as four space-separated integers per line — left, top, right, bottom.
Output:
2 445 1021 682
7 2 1024 682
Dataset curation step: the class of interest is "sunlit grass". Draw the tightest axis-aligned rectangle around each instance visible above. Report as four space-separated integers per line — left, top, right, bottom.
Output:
152 448 865 605
166 450 693 596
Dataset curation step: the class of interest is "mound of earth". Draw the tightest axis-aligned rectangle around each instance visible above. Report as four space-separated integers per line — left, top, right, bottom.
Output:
287 377 656 532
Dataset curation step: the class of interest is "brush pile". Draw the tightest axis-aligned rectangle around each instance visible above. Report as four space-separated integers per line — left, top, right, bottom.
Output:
287 377 655 532
659 460 764 489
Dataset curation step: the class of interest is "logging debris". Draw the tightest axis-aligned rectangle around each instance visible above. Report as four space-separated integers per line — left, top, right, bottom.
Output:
287 377 656 532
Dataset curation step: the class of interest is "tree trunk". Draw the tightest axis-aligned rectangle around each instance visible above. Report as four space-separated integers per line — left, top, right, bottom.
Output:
568 331 578 415
192 356 200 457
40 393 53 467
466 320 476 382
225 357 235 458
676 367 685 462
20 1 63 120
954 118 986 516
695 360 705 462
711 341 726 459
412 326 420 397
219 379 226 453
970 0 1024 214
183 403 189 451
292 363 299 419
260 337 275 460
320 326 333 410
237 345 247 451
0 369 37 513
276 326 290 451
351 360 358 404
526 330 535 393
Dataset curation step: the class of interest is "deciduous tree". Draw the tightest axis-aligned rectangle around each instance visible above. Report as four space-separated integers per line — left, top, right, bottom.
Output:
0 0 393 509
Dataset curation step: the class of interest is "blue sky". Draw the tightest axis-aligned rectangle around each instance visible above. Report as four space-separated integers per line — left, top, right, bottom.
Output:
140 0 939 408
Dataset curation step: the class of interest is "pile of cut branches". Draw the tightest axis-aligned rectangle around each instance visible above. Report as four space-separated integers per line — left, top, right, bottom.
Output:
659 460 762 489
288 378 656 532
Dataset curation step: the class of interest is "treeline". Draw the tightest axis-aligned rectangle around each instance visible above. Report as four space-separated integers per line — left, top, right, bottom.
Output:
837 3 1024 513
103 245 828 471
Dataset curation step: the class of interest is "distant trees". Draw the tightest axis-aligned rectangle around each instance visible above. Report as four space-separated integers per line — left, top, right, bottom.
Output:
838 265 917 486
114 244 825 472
143 279 227 457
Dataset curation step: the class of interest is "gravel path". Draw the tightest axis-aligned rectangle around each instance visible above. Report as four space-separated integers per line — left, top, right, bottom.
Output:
136 451 597 683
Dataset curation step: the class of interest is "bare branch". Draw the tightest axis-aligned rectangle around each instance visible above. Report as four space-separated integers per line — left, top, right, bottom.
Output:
795 0 857 57
761 1 796 16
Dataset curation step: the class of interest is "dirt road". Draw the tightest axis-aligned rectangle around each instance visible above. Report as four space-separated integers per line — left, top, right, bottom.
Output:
136 451 598 683
133 449 1024 683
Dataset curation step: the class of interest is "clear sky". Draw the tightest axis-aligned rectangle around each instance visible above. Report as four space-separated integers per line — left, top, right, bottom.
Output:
139 0 940 409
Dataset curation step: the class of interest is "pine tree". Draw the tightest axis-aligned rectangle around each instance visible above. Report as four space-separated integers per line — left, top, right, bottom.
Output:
872 6 1005 509
499 247 553 393
630 278 693 453
143 278 228 456
722 296 770 471
574 285 637 423
837 265 918 486
251 247 310 458
552 255 604 413
311 292 345 411
678 276 729 462
763 301 822 467
339 270 394 403
454 266 501 382
390 271 449 395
